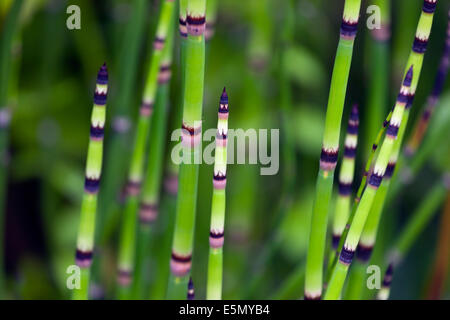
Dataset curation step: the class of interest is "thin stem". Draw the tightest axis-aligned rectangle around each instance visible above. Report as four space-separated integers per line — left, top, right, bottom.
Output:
116 0 175 299
206 88 229 300
167 0 206 300
305 0 362 300
324 67 414 300
131 7 176 299
72 64 109 300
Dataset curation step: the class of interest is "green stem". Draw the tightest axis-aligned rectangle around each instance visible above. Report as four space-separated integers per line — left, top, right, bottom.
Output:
324 67 413 300
72 64 109 300
116 0 175 299
305 0 362 299
206 89 229 300
167 0 206 300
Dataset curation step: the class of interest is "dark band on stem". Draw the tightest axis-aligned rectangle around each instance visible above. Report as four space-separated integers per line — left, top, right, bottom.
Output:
182 123 202 136
140 101 154 115
356 244 373 263
139 202 159 224
340 20 358 38
384 162 396 178
338 182 352 196
320 149 338 170
386 124 399 137
344 146 356 158
332 234 341 249
406 93 416 110
171 252 192 263
187 15 206 36
126 180 141 196
213 173 226 181
412 37 429 54
90 125 104 140
94 92 107 106
85 177 100 194
347 122 359 135
179 18 188 37
304 295 321 300
339 246 355 265
210 230 224 238
75 249 93 267
422 0 437 14
397 92 409 104
368 172 383 188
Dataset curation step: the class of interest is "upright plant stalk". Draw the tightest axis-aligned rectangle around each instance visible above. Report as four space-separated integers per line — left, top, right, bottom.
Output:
149 0 188 300
0 0 23 298
304 0 362 300
364 0 391 157
72 64 109 300
116 0 175 299
331 105 359 254
377 263 394 300
97 0 147 245
206 88 229 300
167 0 206 300
405 12 450 159
324 67 413 300
205 0 218 42
377 174 449 300
347 7 446 299
131 9 176 299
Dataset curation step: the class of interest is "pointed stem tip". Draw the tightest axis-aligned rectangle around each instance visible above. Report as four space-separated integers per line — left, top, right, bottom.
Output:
220 87 228 104
97 62 109 85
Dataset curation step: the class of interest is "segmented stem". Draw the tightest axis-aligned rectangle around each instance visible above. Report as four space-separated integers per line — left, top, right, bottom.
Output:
167 0 206 300
324 67 414 300
206 88 229 300
116 0 175 298
72 64 109 300
305 0 362 300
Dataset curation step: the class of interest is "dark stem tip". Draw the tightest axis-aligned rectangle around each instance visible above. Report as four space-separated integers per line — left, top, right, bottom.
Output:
220 87 228 104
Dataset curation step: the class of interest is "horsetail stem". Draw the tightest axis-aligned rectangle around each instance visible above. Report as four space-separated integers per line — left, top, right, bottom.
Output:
305 0 362 300
72 64 109 300
405 11 450 158
206 88 229 300
167 0 206 300
187 277 195 300
343 1 441 298
97 0 147 245
205 0 218 42
387 0 439 175
364 0 391 157
376 263 394 300
377 173 449 300
163 0 188 196
0 0 22 297
324 66 414 300
131 7 176 298
116 0 175 298
332 105 359 250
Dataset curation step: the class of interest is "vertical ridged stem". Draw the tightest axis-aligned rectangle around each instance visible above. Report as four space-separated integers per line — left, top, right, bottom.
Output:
0 0 23 298
331 105 359 252
305 0 362 300
96 0 147 245
405 12 450 158
167 0 206 300
206 89 229 300
205 0 218 42
131 8 176 299
364 0 391 158
324 67 414 300
116 0 175 299
72 64 109 300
